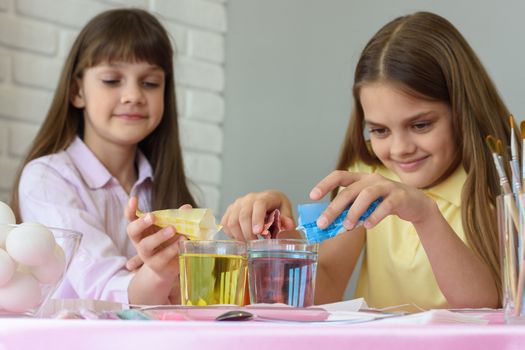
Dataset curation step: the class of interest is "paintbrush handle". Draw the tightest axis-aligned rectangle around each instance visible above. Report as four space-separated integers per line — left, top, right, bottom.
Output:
522 139 525 188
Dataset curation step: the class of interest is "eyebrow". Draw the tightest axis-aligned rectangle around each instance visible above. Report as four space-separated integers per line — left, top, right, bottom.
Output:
364 111 436 127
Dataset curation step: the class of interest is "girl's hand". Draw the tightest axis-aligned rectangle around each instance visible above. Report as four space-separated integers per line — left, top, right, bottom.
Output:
124 197 191 276
168 283 182 305
310 170 435 230
221 190 295 241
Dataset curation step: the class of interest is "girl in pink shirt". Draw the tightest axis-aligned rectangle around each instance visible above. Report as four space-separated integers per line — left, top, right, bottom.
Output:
11 8 196 305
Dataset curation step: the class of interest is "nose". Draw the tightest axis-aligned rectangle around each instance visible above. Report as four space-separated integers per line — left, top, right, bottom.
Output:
390 132 416 157
120 82 145 105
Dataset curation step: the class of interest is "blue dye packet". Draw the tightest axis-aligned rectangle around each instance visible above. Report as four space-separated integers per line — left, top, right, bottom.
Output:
297 198 382 244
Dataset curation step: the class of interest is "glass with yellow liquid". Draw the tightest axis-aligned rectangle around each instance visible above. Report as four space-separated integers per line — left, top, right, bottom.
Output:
179 240 247 306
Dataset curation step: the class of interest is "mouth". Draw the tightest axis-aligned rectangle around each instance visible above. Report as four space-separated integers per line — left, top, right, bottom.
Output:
395 156 429 171
114 113 147 121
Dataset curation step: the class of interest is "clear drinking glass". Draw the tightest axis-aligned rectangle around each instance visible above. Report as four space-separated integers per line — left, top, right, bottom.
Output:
179 240 247 306
247 239 319 307
498 193 525 323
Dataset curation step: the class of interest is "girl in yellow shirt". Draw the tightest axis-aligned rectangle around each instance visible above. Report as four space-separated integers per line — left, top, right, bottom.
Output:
221 12 509 310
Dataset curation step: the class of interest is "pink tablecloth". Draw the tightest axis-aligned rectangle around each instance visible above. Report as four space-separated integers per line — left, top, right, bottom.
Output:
0 317 524 350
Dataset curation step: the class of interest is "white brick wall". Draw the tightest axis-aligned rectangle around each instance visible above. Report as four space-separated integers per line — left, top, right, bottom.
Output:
0 0 227 215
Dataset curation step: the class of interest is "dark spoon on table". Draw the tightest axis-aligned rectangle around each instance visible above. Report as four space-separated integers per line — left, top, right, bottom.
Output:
215 310 254 321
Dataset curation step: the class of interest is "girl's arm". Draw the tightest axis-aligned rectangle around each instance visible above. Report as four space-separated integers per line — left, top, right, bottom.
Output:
128 263 177 305
314 226 365 304
411 201 498 308
312 170 498 308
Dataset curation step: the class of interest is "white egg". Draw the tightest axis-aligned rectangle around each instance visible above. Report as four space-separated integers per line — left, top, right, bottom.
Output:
0 248 16 286
5 223 56 266
31 244 66 284
0 271 41 313
0 224 13 249
0 201 15 225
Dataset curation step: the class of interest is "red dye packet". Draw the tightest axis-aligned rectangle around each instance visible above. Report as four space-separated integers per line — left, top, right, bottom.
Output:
261 209 281 239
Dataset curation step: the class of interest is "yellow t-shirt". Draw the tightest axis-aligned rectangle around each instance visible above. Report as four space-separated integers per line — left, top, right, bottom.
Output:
351 161 467 312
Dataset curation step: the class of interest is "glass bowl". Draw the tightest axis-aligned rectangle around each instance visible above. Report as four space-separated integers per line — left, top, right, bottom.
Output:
0 224 82 317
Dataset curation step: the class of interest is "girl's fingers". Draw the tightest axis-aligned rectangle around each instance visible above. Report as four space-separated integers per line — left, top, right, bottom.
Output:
126 254 144 271
220 209 230 232
223 220 245 242
278 203 294 223
229 223 246 242
252 192 293 237
125 196 139 221
239 206 254 240
310 171 363 200
220 216 235 239
315 173 389 229
281 216 296 231
136 226 176 258
317 187 359 229
225 209 246 241
360 198 390 229
148 236 184 271
222 192 293 241
344 185 385 229
179 204 192 210
220 205 231 230
252 200 268 235
127 213 155 244
225 201 253 241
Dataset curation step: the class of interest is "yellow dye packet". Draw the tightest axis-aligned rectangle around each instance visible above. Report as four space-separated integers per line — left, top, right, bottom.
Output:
136 208 222 240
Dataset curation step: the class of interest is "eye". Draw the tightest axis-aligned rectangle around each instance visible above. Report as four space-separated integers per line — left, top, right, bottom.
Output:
102 79 120 86
368 127 389 138
143 81 161 89
411 121 432 132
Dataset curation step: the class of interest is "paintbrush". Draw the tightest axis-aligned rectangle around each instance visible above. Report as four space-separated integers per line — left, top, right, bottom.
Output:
487 136 513 197
510 116 522 198
511 119 525 317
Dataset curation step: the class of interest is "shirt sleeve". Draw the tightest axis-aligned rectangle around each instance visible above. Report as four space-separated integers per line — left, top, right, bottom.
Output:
18 161 134 303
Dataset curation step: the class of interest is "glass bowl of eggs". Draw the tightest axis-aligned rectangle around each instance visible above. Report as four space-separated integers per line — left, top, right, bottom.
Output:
0 218 82 317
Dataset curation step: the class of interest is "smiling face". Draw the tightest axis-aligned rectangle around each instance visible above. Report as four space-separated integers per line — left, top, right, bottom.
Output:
360 82 458 188
72 61 165 153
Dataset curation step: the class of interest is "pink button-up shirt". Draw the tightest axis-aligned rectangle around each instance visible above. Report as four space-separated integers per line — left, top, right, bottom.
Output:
18 137 153 303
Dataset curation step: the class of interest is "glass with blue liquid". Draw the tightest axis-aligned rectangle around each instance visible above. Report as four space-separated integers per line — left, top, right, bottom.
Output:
247 239 318 307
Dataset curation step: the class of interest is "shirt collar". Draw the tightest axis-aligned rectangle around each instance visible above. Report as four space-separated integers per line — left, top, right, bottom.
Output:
135 147 153 188
66 136 153 190
376 164 465 207
424 165 465 207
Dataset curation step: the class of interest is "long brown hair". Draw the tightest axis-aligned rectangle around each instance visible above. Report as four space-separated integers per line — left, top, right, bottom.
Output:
11 8 196 220
335 11 509 299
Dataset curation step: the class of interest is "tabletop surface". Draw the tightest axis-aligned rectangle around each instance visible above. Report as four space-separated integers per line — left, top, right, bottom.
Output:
1 311 524 350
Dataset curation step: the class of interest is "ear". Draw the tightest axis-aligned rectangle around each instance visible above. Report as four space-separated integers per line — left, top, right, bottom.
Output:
70 78 85 108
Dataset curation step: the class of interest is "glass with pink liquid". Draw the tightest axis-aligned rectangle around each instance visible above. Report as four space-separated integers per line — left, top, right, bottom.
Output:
247 239 319 307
